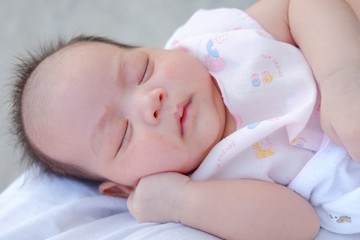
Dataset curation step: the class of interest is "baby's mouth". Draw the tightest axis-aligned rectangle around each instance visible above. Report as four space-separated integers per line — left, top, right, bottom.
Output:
176 98 192 136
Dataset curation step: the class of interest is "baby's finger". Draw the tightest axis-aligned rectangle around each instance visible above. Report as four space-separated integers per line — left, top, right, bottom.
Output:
126 190 135 214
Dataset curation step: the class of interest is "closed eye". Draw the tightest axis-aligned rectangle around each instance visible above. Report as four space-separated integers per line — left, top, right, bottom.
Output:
138 56 151 85
116 120 130 154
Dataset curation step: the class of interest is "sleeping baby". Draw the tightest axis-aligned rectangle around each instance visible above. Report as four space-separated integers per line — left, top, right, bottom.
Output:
11 0 360 239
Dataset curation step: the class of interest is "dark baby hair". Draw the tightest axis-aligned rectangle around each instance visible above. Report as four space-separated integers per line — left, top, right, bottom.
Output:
10 35 135 184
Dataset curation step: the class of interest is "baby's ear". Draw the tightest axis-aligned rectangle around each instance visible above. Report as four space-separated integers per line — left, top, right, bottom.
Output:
99 181 134 198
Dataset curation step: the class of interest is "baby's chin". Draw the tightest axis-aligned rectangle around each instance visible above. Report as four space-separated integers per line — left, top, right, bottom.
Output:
187 146 214 174
210 76 221 94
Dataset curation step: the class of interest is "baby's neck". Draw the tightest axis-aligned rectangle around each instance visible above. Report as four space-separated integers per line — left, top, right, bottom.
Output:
222 107 236 139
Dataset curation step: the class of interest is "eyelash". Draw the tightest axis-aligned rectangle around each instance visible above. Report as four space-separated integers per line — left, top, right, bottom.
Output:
138 56 150 85
118 120 130 152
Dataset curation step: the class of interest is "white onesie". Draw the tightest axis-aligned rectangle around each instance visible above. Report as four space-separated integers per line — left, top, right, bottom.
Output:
165 8 360 234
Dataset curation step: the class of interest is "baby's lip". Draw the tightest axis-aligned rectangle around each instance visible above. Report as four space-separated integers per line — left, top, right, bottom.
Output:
175 98 192 136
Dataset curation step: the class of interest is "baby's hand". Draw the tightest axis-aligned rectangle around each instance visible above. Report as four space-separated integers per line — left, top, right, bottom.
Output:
319 66 360 163
127 172 191 223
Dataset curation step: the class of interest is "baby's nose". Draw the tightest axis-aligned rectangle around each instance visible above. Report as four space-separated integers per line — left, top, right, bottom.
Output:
140 88 167 125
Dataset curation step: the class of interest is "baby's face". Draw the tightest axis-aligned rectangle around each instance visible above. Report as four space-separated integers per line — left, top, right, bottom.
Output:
28 42 231 186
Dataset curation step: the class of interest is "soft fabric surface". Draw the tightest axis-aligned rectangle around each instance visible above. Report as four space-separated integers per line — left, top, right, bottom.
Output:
289 136 360 234
0 168 219 240
0 167 359 240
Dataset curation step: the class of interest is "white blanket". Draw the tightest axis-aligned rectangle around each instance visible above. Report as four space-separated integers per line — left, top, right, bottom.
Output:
0 167 359 239
0 168 219 240
289 136 360 234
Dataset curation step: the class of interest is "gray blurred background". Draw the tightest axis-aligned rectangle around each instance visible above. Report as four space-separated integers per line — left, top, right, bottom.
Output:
0 0 256 192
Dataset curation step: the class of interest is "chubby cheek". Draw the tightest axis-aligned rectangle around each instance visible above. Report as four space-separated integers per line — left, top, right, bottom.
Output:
125 132 193 179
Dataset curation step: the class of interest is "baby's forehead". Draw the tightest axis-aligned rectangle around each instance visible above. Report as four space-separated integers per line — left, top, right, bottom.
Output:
43 42 96 65
48 41 123 68
31 43 80 77
29 40 134 99
31 42 100 82
23 43 83 103
28 41 124 96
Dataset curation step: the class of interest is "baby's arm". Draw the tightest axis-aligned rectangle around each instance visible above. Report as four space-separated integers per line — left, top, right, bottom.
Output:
247 0 360 162
128 172 319 240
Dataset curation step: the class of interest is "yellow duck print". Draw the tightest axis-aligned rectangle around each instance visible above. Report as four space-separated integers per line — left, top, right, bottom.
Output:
253 137 275 159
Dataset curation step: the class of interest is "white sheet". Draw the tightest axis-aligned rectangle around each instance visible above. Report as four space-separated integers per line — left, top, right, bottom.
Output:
0 167 219 240
0 167 359 239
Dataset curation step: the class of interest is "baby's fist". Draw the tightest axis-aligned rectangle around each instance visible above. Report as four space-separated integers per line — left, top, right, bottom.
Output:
127 172 191 223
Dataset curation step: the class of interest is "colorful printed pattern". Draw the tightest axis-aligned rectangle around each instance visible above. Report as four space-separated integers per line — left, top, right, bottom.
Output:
204 39 225 72
253 137 275 159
